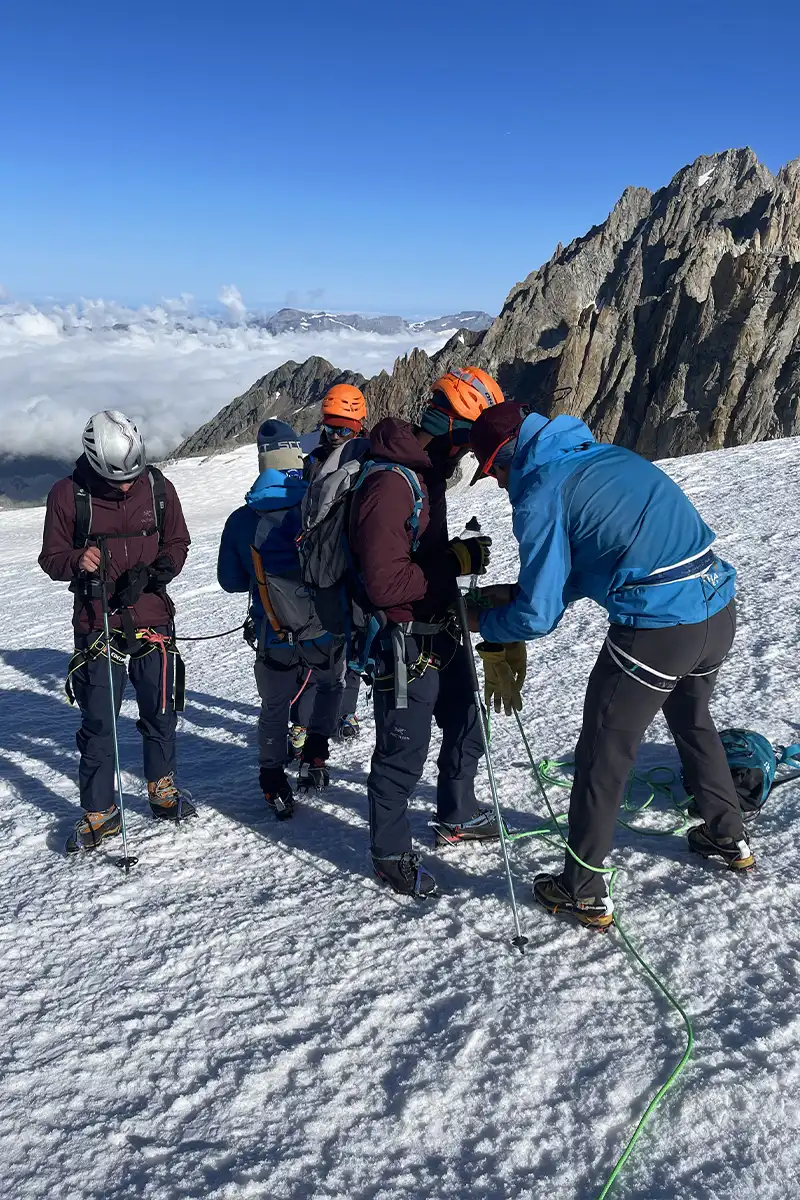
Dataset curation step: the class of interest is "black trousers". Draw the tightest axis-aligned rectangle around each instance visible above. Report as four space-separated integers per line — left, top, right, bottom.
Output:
255 638 345 769
564 601 742 899
368 631 484 859
72 626 176 812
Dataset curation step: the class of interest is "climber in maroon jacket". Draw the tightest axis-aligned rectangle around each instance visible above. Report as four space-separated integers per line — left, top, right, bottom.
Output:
38 410 194 853
348 367 506 898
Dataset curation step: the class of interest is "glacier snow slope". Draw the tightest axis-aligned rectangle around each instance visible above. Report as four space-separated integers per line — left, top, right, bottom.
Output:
0 437 799 1200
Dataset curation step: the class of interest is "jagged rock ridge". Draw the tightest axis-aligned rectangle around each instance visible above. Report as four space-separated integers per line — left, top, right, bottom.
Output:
177 148 800 460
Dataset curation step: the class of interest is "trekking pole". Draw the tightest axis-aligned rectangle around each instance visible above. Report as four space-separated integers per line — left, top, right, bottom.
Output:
96 536 137 873
455 589 528 955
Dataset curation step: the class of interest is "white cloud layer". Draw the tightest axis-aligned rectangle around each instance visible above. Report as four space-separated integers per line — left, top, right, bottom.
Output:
0 296 453 462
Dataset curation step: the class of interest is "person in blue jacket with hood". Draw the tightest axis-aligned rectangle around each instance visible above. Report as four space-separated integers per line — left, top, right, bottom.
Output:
217 420 345 818
468 402 753 929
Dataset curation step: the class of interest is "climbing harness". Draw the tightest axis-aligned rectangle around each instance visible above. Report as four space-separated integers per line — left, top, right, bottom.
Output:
65 627 185 714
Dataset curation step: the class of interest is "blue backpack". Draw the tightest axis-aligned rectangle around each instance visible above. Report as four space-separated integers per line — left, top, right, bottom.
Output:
720 729 800 813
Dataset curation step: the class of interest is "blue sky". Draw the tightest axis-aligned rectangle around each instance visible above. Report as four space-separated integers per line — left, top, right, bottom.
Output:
1 0 799 316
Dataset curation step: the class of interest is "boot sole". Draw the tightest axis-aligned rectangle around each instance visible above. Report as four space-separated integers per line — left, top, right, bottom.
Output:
150 808 198 822
432 823 503 848
373 870 439 901
533 892 614 932
689 844 755 871
66 825 122 854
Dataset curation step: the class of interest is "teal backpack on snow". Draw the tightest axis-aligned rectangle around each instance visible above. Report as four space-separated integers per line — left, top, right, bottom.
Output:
719 729 800 814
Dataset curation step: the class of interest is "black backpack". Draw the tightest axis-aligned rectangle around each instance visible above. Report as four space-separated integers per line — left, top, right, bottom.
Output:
71 465 167 549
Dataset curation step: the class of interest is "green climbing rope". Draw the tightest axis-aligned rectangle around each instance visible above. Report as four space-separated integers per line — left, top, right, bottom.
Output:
512 712 695 1200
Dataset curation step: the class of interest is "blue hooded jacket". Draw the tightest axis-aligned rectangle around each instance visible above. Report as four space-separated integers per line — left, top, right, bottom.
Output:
217 468 317 645
479 414 736 644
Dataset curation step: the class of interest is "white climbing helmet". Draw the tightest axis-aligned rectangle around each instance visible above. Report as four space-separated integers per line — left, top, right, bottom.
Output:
82 410 147 482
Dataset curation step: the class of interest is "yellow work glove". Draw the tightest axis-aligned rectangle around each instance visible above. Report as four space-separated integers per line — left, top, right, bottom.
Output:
476 642 526 715
504 640 528 692
449 535 492 577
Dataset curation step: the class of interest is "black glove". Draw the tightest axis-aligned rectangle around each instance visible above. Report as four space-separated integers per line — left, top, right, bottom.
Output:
449 535 492 576
147 554 176 588
111 564 151 609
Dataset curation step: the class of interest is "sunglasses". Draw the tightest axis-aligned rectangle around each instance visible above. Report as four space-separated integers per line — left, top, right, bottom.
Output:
321 423 356 439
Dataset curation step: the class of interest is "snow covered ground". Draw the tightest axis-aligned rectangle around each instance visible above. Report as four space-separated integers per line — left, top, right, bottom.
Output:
1 436 799 1200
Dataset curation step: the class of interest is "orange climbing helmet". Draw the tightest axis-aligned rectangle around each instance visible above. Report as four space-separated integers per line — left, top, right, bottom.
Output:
430 367 504 420
321 384 367 428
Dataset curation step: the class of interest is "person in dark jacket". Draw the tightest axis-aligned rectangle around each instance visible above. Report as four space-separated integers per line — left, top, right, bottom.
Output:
38 409 193 852
290 384 369 749
217 420 345 817
468 402 751 929
348 367 505 898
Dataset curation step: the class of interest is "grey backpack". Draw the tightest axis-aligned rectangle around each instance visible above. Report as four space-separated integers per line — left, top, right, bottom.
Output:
298 438 424 637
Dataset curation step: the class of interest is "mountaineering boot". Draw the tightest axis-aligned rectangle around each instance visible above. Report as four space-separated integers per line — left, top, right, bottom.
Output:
148 774 197 821
432 808 507 847
337 713 360 741
297 732 330 793
287 724 307 761
373 852 438 899
532 873 614 930
259 767 294 820
66 805 122 853
297 760 330 792
687 824 755 870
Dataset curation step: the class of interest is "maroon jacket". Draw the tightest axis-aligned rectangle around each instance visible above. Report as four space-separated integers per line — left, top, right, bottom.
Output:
39 455 191 635
349 418 459 623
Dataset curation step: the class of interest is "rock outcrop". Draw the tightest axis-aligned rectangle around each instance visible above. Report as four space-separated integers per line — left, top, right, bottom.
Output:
176 358 367 456
177 148 800 460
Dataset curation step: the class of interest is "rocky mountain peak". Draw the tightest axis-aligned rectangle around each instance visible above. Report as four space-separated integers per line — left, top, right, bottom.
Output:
177 148 800 463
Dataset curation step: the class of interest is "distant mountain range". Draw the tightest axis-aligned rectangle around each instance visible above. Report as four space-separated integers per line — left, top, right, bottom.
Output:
178 147 800 462
253 309 494 336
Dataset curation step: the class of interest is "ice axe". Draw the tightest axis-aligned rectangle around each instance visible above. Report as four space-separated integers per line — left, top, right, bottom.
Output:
455 518 528 955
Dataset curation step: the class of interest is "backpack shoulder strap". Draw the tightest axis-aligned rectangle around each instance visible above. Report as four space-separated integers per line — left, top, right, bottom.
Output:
147 466 167 544
72 476 92 549
356 461 424 551
253 508 285 553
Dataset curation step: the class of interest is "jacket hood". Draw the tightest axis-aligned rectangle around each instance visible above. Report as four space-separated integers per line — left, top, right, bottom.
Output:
246 468 307 511
369 418 432 472
510 414 595 500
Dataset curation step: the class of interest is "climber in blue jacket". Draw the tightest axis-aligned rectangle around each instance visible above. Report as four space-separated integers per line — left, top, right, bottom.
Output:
217 420 344 817
468 403 753 929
